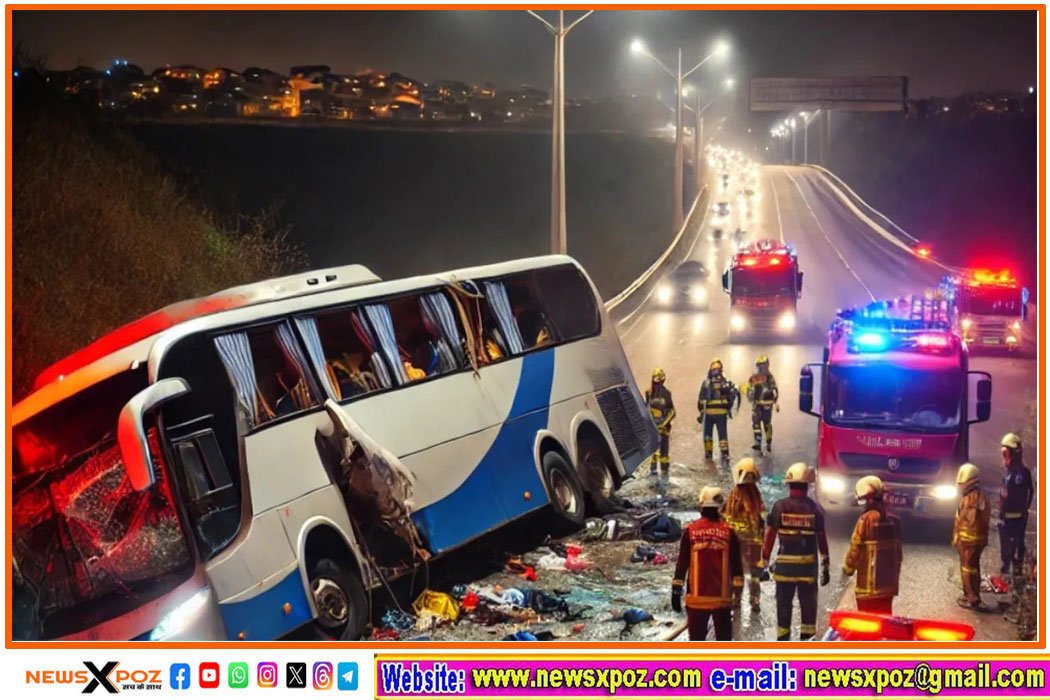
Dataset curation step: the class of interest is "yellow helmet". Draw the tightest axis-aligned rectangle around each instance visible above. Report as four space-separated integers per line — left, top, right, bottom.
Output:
733 458 760 485
652 367 666 383
785 462 816 484
956 463 981 487
710 358 724 372
1001 433 1022 451
698 485 725 510
756 354 769 366
854 475 884 501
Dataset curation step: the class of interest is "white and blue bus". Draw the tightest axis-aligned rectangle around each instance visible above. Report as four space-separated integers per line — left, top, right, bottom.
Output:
12 256 657 641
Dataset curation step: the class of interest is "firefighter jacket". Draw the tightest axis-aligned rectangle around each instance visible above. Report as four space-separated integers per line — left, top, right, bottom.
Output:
746 371 779 408
953 488 990 548
673 516 744 610
843 506 902 599
999 462 1034 521
646 384 676 436
724 484 766 546
763 492 829 584
698 377 739 417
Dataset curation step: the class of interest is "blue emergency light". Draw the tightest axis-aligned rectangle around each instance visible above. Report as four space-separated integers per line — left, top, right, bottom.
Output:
853 331 889 352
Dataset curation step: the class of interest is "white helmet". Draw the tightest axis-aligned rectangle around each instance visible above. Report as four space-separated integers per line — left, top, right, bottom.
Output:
855 475 884 501
1001 433 1022 451
698 486 726 510
785 462 816 485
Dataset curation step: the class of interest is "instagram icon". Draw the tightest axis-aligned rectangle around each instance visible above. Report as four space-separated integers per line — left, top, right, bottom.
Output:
257 662 278 688
313 662 333 690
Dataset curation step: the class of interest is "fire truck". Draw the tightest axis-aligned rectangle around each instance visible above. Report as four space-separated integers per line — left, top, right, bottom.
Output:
798 296 992 519
940 269 1029 352
721 239 803 339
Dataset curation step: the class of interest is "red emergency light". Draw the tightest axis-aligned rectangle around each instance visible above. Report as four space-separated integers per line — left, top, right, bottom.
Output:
829 610 974 641
915 333 949 348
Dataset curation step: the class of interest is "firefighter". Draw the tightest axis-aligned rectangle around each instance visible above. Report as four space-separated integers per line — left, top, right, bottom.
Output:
724 458 768 611
841 476 902 615
671 486 744 641
953 463 991 611
998 433 1034 575
697 358 740 463
762 462 830 641
645 368 676 479
745 355 779 453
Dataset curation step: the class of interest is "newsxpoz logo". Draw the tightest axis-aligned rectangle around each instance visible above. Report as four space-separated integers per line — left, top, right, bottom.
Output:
26 662 163 693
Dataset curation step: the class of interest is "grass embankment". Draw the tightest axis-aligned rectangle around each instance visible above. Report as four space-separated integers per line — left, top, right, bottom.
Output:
12 81 306 399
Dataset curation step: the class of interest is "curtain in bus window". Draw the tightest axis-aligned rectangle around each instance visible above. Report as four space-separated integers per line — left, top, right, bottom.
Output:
362 304 410 385
294 317 339 399
273 322 318 411
351 309 393 390
483 281 525 354
214 332 261 426
420 292 466 370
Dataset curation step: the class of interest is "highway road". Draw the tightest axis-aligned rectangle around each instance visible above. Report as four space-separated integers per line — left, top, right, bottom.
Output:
615 164 1038 641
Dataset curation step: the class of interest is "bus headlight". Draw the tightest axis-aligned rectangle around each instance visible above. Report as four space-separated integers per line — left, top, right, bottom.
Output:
730 312 747 331
932 484 959 501
961 317 972 330
149 588 211 641
690 286 707 304
1006 335 1018 345
656 284 673 304
819 475 846 495
777 311 797 331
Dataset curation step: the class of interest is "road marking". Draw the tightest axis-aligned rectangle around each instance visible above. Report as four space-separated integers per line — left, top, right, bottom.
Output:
784 168 875 302
768 170 785 243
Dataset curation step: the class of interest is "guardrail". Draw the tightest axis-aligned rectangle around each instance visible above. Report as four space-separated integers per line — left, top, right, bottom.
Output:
603 186 709 320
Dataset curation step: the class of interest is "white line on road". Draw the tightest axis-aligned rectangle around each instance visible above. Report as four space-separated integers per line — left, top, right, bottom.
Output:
784 168 876 302
768 170 785 244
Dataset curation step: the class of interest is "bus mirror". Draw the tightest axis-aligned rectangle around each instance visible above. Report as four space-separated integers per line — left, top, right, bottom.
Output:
721 270 730 294
118 378 191 491
967 372 992 424
799 366 814 414
797 270 804 297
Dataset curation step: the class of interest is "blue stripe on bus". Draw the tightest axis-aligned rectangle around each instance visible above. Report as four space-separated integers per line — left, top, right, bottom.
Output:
218 568 312 641
413 349 556 553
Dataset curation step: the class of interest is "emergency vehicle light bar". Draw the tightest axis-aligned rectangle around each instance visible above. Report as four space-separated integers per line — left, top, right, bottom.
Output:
829 610 974 641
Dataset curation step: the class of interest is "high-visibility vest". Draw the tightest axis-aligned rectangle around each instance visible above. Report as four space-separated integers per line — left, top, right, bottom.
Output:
847 509 902 598
684 519 740 610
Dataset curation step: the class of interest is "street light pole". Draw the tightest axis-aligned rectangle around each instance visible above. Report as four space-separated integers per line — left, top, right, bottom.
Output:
694 92 702 193
790 119 797 164
528 10 592 255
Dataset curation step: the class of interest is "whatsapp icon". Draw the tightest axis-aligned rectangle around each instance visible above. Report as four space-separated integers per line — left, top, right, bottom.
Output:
228 662 249 689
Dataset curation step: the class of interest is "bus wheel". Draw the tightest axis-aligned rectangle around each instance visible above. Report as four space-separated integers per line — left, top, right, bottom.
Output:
578 442 619 515
309 558 367 641
542 451 586 533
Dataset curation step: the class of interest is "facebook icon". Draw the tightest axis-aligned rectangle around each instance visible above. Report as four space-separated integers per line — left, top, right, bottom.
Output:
170 663 191 690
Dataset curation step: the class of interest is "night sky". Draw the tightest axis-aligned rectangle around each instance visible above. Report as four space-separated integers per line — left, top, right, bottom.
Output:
13 9 1039 98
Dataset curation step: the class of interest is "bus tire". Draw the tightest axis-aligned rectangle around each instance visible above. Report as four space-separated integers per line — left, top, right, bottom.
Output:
578 441 619 515
308 558 367 641
542 451 587 533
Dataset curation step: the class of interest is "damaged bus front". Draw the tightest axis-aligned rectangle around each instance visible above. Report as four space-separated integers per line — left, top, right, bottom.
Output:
12 256 656 641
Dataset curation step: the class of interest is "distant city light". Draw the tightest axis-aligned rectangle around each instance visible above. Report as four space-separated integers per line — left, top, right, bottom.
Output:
1028 86 1035 94
105 69 112 76
943 105 950 112
13 69 19 78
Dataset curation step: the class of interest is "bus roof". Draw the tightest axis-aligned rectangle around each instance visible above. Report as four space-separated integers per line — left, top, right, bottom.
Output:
15 255 584 425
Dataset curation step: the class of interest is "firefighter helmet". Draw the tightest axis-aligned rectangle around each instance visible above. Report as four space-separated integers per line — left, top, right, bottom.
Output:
1001 433 1022 451
855 475 884 501
710 358 724 372
698 486 725 510
652 367 666 383
756 354 769 366
785 462 816 484
956 463 981 487
733 458 760 485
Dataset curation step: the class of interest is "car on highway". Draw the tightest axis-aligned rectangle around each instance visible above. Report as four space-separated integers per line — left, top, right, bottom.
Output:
823 610 974 641
655 260 710 309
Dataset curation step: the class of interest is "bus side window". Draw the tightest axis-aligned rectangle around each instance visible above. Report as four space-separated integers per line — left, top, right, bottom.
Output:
533 265 601 341
298 309 390 400
495 274 555 350
387 291 468 380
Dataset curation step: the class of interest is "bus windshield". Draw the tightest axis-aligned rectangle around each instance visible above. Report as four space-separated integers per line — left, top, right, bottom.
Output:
732 267 795 296
958 287 1022 316
12 370 192 640
824 365 963 432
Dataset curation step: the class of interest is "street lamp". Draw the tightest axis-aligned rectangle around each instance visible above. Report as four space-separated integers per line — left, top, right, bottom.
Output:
631 38 730 232
528 10 593 255
797 110 819 164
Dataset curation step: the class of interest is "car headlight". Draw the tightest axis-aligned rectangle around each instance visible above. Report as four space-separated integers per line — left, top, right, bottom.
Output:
777 311 797 331
961 317 972 330
656 284 673 304
149 588 211 640
931 484 959 501
690 285 707 304
819 475 846 495
730 312 747 330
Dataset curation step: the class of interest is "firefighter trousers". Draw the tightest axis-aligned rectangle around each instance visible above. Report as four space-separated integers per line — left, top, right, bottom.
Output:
856 595 894 615
687 606 733 641
957 543 984 606
999 518 1027 573
733 542 763 607
702 414 729 458
650 433 670 474
775 580 817 641
752 406 773 446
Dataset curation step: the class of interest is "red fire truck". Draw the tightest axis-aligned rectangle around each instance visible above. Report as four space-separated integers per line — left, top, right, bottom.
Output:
941 268 1029 352
721 239 803 339
798 296 992 519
